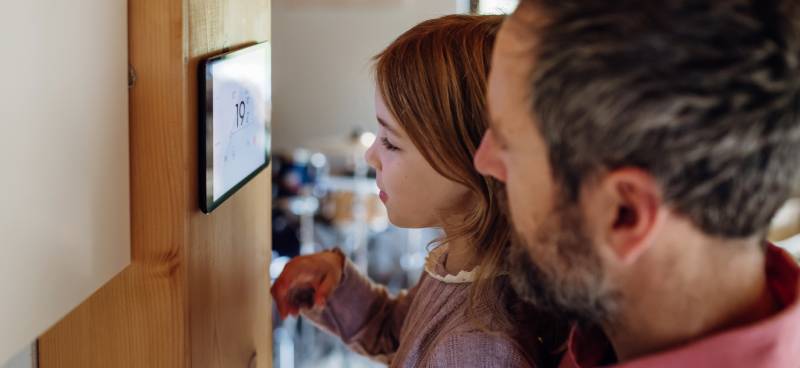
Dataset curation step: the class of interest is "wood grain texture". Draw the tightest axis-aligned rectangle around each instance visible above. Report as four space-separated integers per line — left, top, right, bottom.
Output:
187 1 272 367
38 0 272 367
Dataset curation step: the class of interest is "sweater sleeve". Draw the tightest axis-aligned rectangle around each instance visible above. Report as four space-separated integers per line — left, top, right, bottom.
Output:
301 258 420 363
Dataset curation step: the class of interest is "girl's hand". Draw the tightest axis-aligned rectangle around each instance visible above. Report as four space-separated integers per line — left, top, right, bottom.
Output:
270 249 345 319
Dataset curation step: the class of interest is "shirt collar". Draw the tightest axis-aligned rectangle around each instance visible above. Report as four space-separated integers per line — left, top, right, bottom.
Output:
561 243 800 368
423 244 481 284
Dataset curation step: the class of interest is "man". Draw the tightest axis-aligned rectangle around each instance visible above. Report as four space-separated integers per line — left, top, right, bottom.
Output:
475 0 800 366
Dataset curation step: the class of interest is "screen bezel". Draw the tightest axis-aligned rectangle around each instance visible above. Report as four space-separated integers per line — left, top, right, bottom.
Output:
199 42 271 214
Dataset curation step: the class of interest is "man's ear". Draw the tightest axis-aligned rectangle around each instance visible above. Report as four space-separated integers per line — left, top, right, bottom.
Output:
582 168 665 264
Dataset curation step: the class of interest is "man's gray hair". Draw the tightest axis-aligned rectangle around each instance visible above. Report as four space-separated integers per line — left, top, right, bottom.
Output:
526 0 800 237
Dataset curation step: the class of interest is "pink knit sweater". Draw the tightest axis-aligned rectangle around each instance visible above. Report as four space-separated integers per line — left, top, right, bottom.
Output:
302 247 547 367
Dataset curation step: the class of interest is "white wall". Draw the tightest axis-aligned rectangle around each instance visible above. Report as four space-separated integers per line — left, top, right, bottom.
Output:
272 0 464 153
0 1 130 364
1 344 34 368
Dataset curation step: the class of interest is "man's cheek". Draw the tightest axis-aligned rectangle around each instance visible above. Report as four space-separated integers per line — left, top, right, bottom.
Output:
508 188 533 225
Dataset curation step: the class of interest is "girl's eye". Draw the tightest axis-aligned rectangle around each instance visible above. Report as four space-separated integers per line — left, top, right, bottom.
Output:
381 137 400 151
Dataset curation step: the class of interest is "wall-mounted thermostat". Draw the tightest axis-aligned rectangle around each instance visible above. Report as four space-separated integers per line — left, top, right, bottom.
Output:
199 42 271 213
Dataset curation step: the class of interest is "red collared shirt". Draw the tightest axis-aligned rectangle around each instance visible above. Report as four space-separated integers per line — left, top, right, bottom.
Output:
560 244 800 368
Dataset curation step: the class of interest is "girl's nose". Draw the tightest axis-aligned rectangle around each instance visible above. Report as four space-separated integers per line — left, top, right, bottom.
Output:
365 138 381 171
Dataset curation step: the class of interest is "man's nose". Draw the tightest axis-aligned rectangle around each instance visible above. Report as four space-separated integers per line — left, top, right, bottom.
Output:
475 130 507 182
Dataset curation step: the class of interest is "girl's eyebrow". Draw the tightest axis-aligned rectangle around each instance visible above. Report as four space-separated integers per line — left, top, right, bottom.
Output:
377 117 400 136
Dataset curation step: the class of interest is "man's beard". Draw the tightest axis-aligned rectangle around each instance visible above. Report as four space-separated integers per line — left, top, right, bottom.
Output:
507 199 620 326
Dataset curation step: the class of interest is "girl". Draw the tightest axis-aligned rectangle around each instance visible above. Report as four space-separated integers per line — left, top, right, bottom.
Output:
271 14 566 367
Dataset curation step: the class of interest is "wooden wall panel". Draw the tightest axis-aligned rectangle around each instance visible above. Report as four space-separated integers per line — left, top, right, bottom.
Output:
187 1 272 367
38 0 272 367
187 176 272 368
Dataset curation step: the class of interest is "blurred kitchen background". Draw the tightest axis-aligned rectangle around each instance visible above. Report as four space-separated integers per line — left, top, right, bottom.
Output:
267 0 800 367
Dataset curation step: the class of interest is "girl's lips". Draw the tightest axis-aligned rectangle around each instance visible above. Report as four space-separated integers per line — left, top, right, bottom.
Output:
379 190 389 203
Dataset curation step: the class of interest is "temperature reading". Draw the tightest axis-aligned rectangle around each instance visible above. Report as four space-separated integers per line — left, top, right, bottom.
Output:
234 100 246 128
202 41 270 213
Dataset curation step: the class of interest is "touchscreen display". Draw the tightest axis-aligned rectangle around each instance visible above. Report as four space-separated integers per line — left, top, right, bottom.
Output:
201 42 271 213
